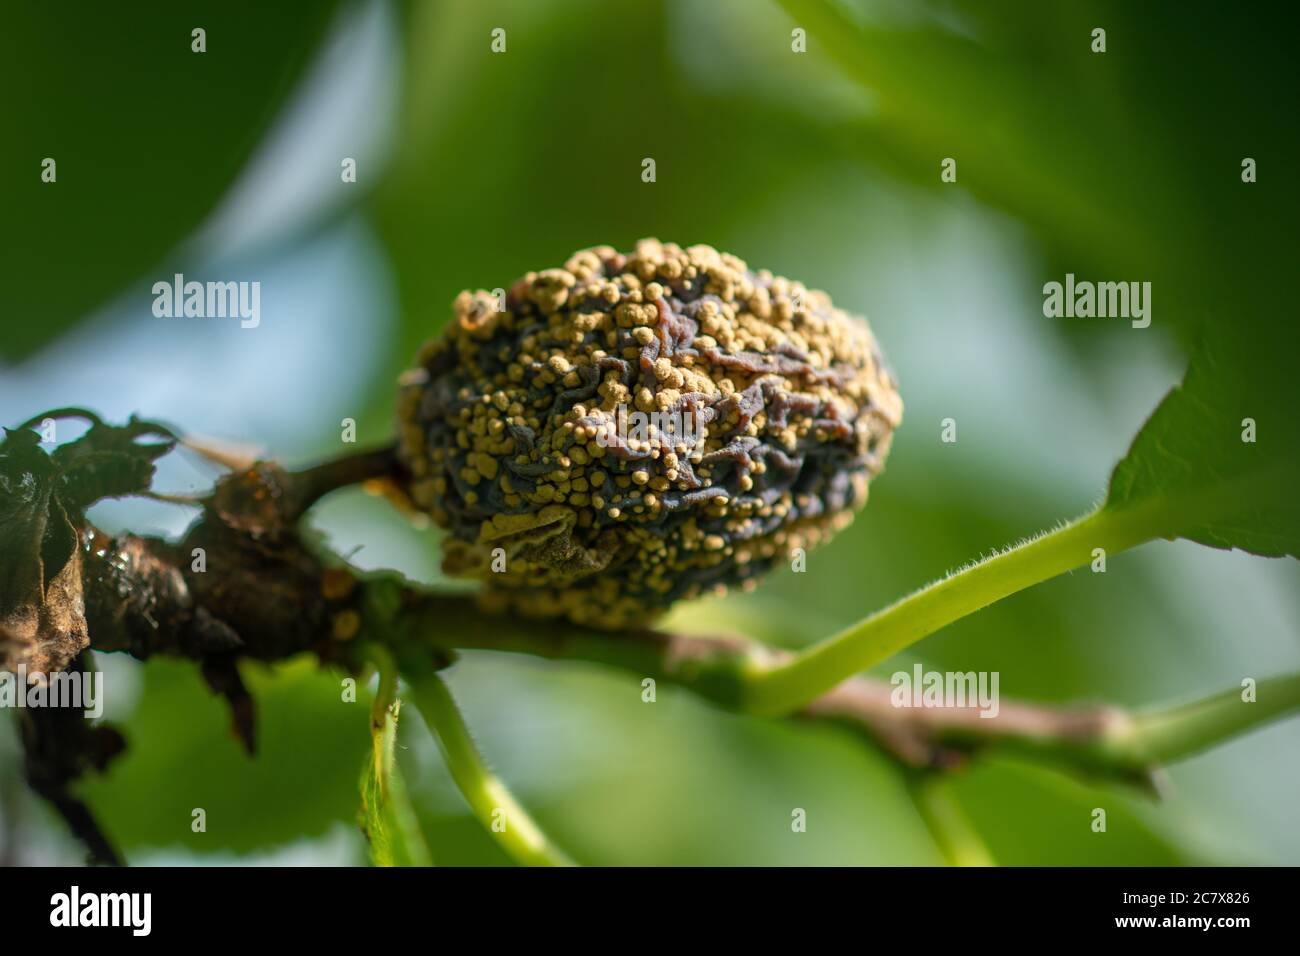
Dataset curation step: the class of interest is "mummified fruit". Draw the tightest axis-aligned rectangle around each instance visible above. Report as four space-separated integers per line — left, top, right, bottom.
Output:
396 239 902 628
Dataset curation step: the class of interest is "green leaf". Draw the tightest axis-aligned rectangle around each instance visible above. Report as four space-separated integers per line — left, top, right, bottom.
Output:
1105 329 1300 559
358 698 433 867
0 0 341 358
80 657 370 858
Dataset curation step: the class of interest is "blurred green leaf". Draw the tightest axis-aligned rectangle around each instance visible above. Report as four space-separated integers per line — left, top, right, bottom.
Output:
0 0 341 358
359 699 432 866
776 0 1298 354
951 759 1193 866
78 657 368 858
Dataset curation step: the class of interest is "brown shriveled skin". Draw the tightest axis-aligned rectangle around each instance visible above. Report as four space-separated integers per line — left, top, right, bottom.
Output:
397 239 902 628
0 503 87 677
0 423 142 677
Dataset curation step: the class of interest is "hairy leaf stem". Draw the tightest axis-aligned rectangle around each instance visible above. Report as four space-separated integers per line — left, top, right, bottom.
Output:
743 501 1172 715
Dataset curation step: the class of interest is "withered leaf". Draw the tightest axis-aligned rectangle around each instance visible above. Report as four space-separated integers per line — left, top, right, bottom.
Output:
0 416 174 675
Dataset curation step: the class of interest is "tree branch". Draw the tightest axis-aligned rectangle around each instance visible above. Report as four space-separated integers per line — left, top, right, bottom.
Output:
9 425 1291 863
381 585 1300 791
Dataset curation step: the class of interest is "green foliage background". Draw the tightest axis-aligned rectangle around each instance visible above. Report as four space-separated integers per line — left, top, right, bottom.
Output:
1 0 1296 865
